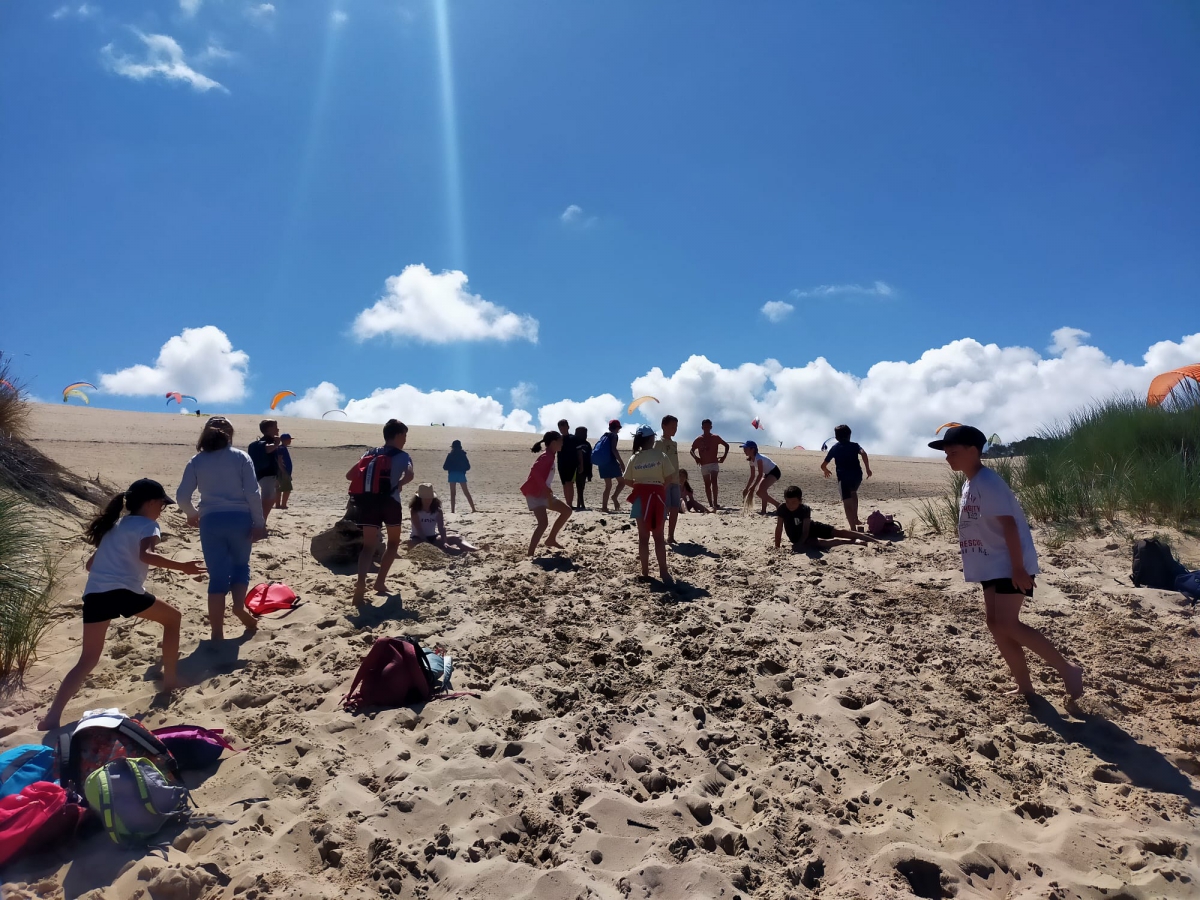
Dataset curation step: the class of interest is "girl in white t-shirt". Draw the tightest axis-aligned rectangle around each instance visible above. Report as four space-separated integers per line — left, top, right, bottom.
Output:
38 479 205 731
406 483 477 556
741 441 782 514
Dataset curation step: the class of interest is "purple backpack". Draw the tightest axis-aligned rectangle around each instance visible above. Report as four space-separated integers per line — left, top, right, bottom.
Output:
150 726 241 770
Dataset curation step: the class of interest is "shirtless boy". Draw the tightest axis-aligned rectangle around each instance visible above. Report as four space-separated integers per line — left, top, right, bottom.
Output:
689 419 730 511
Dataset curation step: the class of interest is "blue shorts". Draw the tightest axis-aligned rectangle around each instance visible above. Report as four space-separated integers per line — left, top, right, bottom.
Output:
199 510 253 595
447 471 467 484
598 461 622 480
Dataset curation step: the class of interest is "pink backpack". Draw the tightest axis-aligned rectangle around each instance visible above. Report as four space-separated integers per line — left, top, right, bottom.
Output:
151 726 242 770
245 582 300 617
0 781 88 868
867 510 902 537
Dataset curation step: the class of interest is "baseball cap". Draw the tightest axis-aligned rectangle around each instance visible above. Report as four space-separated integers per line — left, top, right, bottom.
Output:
928 424 987 451
743 440 758 451
126 478 174 508
608 419 622 430
281 433 292 440
634 424 655 438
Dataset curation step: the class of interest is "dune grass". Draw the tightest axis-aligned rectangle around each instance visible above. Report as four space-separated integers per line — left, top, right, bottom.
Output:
0 352 29 442
0 492 62 684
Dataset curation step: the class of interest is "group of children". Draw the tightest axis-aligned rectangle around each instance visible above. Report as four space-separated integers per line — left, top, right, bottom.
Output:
37 414 1083 735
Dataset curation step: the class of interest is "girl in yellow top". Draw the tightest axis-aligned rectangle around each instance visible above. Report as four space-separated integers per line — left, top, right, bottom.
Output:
618 424 676 585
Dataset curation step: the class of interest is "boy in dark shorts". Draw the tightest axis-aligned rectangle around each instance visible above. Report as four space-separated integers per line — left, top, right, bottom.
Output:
573 426 592 510
774 485 877 550
931 424 1083 699
347 419 414 606
820 424 872 530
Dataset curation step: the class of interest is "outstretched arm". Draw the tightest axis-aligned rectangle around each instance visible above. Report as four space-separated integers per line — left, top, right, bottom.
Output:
774 519 784 548
139 536 204 575
860 448 872 478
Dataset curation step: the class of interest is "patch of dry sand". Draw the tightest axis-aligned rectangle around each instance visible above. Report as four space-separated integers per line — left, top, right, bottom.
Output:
2 404 1198 899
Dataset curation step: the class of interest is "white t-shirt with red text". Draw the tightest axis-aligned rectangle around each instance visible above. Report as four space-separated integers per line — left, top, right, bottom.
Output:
958 466 1039 582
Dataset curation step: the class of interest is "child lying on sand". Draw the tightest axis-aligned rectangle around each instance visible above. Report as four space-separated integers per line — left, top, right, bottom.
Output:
774 485 877 550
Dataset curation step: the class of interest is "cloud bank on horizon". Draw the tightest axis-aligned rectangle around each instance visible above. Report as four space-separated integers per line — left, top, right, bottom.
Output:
98 324 1200 456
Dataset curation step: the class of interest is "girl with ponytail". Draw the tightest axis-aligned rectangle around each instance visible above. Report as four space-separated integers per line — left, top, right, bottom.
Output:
520 431 572 556
38 479 204 731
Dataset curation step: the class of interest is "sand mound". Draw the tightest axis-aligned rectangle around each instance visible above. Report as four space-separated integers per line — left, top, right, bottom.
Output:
2 405 1197 899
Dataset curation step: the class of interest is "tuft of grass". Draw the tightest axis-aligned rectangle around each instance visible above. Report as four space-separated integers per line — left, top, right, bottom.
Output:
916 470 965 536
1018 384 1200 528
0 351 29 442
0 492 62 683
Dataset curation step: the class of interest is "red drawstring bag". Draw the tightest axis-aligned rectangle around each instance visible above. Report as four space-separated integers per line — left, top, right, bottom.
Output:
245 582 300 617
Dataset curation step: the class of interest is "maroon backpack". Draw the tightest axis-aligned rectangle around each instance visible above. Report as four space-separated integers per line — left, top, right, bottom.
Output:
867 510 902 537
342 637 439 712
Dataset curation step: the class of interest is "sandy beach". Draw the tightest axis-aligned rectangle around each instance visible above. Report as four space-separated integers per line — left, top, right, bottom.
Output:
2 403 1198 899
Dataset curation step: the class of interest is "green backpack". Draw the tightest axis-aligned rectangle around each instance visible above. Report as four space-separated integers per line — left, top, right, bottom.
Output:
83 756 191 845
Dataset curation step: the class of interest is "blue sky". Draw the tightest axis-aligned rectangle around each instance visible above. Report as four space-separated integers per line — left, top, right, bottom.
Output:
2 1 1198 453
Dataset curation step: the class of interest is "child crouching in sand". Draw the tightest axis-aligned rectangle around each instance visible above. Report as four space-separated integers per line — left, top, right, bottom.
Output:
774 486 877 551
521 432 572 556
931 425 1083 700
408 483 477 555
39 480 205 731
679 469 709 514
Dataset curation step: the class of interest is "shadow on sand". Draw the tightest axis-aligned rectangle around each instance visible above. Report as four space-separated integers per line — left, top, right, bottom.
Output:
1029 695 1200 803
532 556 577 572
175 633 254 684
671 542 719 559
346 592 418 628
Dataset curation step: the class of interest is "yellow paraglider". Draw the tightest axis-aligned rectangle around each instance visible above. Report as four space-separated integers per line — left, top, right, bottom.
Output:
270 390 296 410
627 395 659 416
935 421 963 434
63 389 90 405
1147 365 1200 407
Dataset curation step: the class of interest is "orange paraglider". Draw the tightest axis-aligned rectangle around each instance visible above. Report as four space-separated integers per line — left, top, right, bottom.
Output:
1147 365 1200 407
935 421 963 434
627 395 659 415
270 390 296 410
62 382 96 404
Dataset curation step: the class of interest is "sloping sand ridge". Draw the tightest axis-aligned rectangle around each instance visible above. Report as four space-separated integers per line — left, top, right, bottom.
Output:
2 404 1198 899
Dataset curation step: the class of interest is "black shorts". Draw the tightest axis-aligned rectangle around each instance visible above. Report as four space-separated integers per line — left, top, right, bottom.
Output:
765 466 782 481
981 577 1034 598
82 589 156 624
559 466 577 484
838 477 862 500
807 520 834 541
352 494 406 528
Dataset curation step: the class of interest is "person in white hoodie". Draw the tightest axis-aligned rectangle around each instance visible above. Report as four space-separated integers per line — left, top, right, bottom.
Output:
177 416 266 642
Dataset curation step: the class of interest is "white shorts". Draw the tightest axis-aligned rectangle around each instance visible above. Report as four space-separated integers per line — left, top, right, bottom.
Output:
701 463 720 476
526 495 549 510
257 476 278 500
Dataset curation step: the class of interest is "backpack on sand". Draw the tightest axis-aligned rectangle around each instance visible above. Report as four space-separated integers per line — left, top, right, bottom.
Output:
150 726 242 771
342 637 440 712
348 449 393 497
59 710 183 797
83 757 190 846
245 581 300 617
0 745 57 800
1131 539 1187 591
591 433 614 467
0 781 87 868
866 510 903 537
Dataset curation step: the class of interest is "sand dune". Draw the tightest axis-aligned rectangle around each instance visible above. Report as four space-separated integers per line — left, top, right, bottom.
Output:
2 404 1198 899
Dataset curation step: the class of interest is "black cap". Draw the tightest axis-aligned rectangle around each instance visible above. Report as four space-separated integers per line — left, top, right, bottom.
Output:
126 478 174 508
928 425 987 451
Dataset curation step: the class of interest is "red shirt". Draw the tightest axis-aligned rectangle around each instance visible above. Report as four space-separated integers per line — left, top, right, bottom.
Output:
521 451 556 497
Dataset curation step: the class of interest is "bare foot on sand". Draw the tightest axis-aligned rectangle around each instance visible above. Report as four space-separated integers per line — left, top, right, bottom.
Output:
1063 664 1084 699
545 540 565 549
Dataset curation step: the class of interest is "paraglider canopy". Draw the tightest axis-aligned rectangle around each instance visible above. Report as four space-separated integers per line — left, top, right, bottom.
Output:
165 392 198 406
935 421 963 434
627 395 659 415
322 409 348 419
987 433 1002 446
62 382 95 404
270 390 295 410
820 435 835 451
1147 365 1200 407
0 379 16 393
792 445 806 450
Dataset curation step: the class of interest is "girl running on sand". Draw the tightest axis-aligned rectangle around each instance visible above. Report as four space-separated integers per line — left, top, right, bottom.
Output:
522 432 572 556
618 424 676 585
407 483 477 555
741 440 782 514
38 480 204 731
442 439 476 513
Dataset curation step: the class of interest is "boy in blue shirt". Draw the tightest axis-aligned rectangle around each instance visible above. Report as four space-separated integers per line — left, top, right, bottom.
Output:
275 434 294 510
821 424 872 530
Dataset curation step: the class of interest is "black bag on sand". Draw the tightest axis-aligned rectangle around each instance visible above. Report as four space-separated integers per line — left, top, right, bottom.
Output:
1131 538 1186 591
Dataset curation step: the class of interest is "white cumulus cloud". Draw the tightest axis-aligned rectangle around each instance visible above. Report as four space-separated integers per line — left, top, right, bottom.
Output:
331 9 348 26
180 0 202 16
99 326 250 403
608 329 1200 457
246 3 275 24
535 394 626 436
760 300 794 323
277 382 534 432
352 264 538 344
52 4 94 20
102 31 225 93
510 381 536 409
560 204 597 228
791 281 894 299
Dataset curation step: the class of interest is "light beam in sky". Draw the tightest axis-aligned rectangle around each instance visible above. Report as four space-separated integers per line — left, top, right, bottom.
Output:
433 0 465 270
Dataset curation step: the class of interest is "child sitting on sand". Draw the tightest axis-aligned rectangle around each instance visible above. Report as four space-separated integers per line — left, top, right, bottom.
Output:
442 440 476 513
820 424 872 530
521 432 572 556
39 479 205 731
774 485 877 551
679 469 709 514
930 425 1083 700
408 483 477 555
